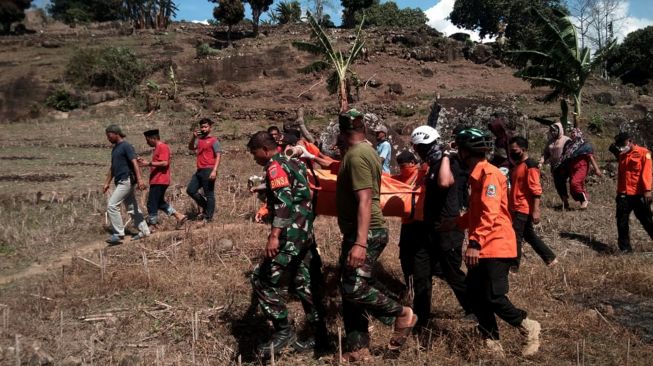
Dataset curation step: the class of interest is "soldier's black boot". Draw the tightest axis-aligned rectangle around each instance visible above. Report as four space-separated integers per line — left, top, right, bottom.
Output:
257 318 296 359
292 321 333 357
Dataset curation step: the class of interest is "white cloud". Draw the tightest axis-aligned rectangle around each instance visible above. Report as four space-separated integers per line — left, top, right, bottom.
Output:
191 19 209 25
424 0 491 42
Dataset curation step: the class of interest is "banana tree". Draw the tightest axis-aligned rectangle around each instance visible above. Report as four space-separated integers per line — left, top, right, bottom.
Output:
292 13 365 113
510 8 615 128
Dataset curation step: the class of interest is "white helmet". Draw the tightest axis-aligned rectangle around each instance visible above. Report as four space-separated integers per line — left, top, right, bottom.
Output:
410 125 440 145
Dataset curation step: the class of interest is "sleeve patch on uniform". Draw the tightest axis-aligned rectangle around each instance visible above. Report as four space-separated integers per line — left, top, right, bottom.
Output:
267 161 290 189
486 184 497 198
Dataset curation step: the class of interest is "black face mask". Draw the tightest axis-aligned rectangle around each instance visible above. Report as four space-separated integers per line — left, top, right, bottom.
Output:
509 152 523 161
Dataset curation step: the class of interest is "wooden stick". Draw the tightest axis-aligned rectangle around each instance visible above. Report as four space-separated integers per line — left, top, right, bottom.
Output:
271 342 275 366
76 256 101 269
297 79 324 98
338 326 342 364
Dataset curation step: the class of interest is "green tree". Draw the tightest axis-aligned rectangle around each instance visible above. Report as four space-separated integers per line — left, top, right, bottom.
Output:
122 0 178 29
293 13 366 112
0 0 32 33
354 1 427 28
212 0 245 46
244 0 273 36
48 0 123 24
341 0 375 28
450 0 567 49
511 8 615 127
275 1 301 25
607 26 653 86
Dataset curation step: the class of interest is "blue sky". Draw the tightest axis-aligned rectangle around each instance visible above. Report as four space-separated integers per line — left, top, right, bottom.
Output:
32 0 653 37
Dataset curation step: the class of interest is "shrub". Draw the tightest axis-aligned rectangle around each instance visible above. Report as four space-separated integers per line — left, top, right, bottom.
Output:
65 47 150 95
395 104 416 117
607 26 653 86
196 43 220 58
45 89 81 112
353 1 428 28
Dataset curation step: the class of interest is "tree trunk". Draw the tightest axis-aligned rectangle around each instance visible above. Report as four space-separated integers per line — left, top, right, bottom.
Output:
339 77 348 113
573 91 582 128
294 108 316 143
252 9 261 36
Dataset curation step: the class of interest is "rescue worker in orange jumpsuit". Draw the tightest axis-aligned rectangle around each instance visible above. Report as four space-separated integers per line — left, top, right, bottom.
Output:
611 132 653 253
455 128 541 357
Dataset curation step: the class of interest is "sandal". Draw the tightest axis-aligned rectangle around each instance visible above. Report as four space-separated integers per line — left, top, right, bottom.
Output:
388 309 418 351
336 348 372 363
175 215 188 230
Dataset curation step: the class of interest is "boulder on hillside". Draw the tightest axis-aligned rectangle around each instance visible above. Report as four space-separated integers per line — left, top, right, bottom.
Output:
85 91 120 105
470 44 493 64
594 92 617 106
388 83 403 95
449 33 471 42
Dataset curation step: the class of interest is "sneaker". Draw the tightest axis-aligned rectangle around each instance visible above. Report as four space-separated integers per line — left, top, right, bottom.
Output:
580 201 589 210
484 339 505 358
105 234 123 246
131 232 147 241
547 258 559 267
518 318 541 356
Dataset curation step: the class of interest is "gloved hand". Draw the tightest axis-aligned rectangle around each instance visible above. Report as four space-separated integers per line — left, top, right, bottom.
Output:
296 145 315 160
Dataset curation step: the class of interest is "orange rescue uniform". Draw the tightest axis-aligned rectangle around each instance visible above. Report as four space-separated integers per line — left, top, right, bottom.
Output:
509 159 542 215
459 160 517 258
618 145 653 195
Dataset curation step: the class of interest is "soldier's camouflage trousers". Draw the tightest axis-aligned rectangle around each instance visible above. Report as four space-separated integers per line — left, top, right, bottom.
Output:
339 228 404 351
251 234 325 325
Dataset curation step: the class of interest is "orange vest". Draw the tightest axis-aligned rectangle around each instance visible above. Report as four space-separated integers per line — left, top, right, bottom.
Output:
510 158 542 215
459 160 517 258
618 145 653 195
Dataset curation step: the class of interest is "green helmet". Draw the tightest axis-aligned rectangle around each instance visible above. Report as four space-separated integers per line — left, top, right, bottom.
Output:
455 128 494 153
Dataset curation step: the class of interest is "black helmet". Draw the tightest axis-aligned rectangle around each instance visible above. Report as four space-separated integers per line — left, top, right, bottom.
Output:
455 128 494 153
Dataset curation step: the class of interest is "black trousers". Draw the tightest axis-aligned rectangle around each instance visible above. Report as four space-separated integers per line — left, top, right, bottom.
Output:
511 211 556 265
146 184 173 225
399 222 472 326
616 194 653 252
466 259 526 340
186 168 216 220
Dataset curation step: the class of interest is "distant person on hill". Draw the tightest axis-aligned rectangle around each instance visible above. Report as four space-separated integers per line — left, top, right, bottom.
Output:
540 122 571 209
409 126 474 328
508 136 557 268
335 110 416 362
375 125 392 174
611 132 653 253
103 124 150 245
246 131 328 358
137 129 187 232
558 128 603 209
456 128 541 357
186 118 221 223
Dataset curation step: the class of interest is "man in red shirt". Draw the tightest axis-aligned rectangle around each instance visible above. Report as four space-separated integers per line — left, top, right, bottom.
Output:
186 118 222 222
612 132 653 253
456 128 540 357
138 129 187 231
508 136 557 267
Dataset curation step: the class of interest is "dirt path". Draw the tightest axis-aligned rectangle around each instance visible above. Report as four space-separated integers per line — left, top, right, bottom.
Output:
0 222 244 287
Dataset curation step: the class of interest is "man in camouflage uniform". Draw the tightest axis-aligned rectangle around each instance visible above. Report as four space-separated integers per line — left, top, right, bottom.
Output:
335 110 416 362
247 131 328 358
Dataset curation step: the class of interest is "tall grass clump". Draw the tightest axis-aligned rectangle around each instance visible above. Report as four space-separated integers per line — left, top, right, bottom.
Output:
65 47 151 96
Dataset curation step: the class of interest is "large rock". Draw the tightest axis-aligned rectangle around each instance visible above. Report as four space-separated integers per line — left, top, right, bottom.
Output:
85 91 120 106
388 83 404 95
594 92 617 106
470 44 493 64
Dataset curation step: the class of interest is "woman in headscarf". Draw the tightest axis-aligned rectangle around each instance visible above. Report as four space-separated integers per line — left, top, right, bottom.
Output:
540 122 572 208
558 128 603 209
488 115 514 168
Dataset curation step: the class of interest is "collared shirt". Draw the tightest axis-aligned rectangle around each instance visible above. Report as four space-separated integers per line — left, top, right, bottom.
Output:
510 158 542 215
618 145 652 195
376 140 392 173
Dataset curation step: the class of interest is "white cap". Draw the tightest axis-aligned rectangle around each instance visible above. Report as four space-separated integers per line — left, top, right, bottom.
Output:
410 125 440 145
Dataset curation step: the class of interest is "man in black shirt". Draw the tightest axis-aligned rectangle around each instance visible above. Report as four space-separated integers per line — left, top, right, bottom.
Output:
409 126 472 328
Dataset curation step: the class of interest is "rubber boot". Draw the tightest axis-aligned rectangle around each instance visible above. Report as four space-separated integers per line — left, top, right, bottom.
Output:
519 318 541 356
292 321 332 357
257 318 296 359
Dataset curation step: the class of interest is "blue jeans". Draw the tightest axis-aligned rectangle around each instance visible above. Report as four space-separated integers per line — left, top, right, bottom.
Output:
186 168 215 220
147 184 176 225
